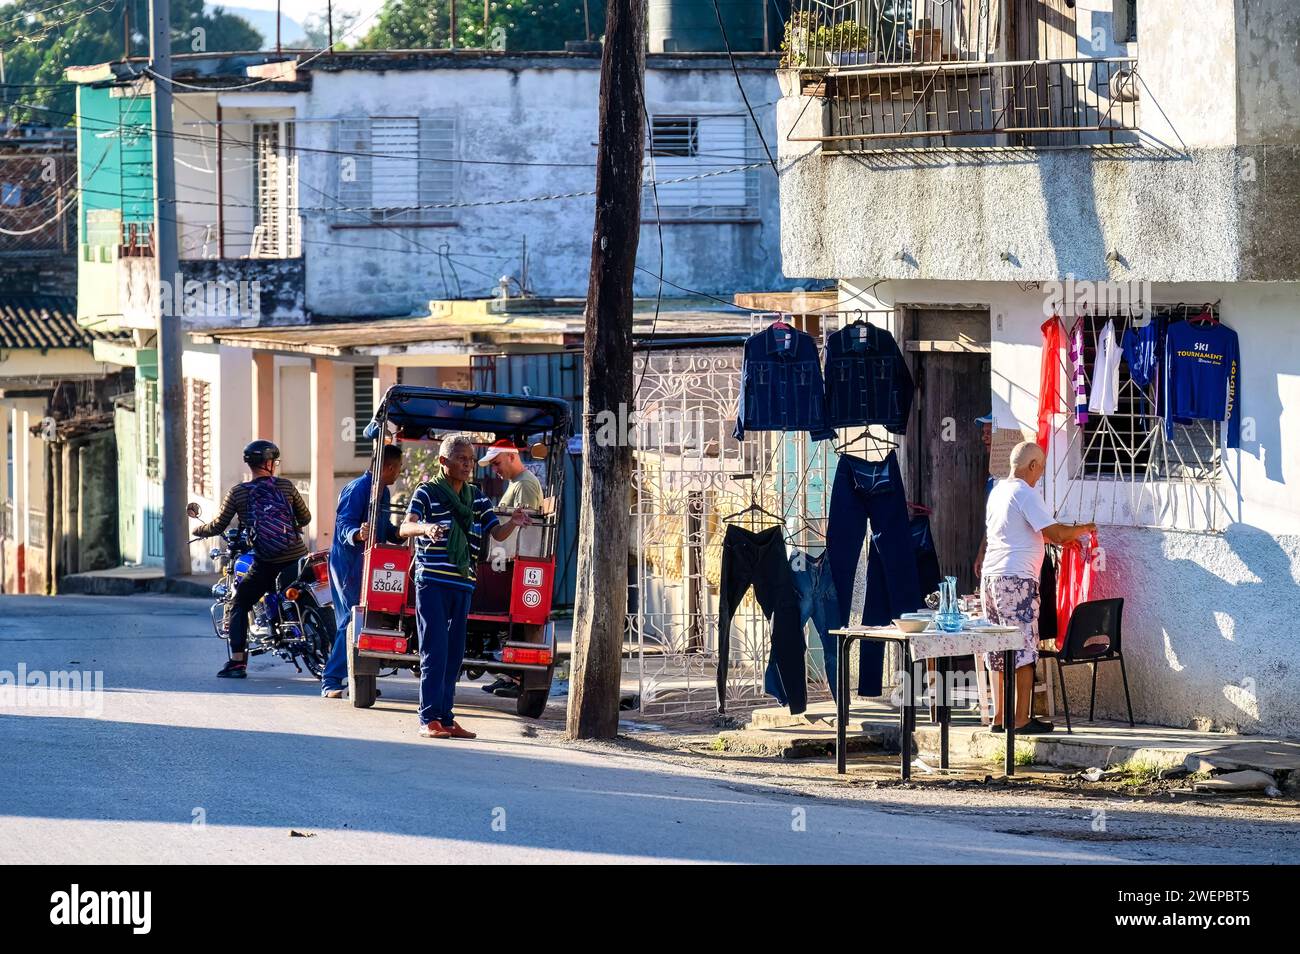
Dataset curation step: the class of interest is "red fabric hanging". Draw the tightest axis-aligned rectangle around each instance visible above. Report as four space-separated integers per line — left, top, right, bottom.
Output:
1036 314 1067 452
1056 530 1099 650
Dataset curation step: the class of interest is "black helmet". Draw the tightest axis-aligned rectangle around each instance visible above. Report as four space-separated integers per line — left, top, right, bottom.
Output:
243 439 281 467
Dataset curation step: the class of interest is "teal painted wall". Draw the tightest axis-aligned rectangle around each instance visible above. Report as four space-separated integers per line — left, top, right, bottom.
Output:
77 84 154 236
76 84 155 328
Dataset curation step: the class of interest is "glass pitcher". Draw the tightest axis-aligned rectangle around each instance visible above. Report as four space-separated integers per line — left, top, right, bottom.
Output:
937 575 964 632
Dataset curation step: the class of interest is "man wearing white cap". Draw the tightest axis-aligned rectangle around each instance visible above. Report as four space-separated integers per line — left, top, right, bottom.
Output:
480 439 543 511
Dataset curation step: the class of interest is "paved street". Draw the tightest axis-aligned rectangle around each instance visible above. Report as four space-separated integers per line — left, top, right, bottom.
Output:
0 594 1290 864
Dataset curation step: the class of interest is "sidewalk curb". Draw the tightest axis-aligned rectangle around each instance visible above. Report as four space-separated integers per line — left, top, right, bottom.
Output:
58 573 215 598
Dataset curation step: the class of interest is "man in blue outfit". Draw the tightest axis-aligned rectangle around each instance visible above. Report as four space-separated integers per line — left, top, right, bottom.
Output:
321 443 404 699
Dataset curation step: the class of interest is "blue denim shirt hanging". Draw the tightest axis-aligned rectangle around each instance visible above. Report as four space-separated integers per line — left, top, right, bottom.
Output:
823 322 914 434
734 323 833 441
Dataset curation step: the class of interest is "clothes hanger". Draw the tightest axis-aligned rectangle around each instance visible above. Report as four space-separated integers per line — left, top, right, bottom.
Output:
1190 303 1218 325
722 496 782 525
834 428 899 456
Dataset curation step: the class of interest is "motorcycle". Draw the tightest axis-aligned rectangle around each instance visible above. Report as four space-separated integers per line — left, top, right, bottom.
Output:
200 518 337 677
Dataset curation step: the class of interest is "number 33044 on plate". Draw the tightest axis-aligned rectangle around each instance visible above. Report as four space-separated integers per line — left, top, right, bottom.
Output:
371 568 404 593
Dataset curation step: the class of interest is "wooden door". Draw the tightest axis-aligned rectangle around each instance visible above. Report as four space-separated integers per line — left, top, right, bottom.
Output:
906 335 990 597
1009 0 1080 146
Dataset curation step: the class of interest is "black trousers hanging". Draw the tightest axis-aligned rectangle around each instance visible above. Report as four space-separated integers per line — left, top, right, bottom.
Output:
716 524 807 715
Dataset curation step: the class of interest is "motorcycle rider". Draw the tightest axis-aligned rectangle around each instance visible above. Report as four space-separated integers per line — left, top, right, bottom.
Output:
192 440 312 679
320 443 403 699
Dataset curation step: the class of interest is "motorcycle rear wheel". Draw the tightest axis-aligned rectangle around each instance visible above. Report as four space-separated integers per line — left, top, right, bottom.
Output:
298 604 334 679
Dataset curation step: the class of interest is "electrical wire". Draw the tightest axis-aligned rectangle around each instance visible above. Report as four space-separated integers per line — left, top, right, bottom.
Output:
140 0 387 93
710 0 778 176
69 160 768 214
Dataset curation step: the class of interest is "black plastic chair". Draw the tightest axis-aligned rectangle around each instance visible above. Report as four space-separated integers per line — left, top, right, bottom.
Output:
1040 598 1134 733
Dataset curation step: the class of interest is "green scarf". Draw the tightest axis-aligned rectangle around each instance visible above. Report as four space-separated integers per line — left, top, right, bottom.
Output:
430 475 476 577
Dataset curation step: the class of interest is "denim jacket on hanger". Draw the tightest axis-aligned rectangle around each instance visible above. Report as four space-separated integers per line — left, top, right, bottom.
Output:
823 322 914 434
734 324 833 441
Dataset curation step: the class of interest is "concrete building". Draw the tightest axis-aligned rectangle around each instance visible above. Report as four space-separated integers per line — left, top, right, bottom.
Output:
775 0 1300 736
68 47 791 570
0 126 129 593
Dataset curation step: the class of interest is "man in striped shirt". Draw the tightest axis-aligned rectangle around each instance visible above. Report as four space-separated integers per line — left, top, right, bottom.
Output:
400 433 530 739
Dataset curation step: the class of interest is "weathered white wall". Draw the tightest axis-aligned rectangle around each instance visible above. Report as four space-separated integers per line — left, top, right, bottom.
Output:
776 1 1300 284
839 277 1300 735
1139 0 1238 148
181 343 253 572
290 57 788 316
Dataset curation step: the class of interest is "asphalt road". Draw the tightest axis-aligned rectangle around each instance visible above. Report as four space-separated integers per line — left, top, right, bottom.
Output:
0 594 1251 864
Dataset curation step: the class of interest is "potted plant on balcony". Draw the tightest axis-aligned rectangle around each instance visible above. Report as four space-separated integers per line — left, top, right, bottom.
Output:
781 10 815 68
823 21 873 68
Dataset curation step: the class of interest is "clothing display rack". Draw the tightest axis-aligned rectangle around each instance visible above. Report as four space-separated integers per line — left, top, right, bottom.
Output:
628 308 916 717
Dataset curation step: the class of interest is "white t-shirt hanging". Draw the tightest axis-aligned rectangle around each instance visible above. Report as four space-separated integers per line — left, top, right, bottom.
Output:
1088 319 1121 416
983 478 1056 581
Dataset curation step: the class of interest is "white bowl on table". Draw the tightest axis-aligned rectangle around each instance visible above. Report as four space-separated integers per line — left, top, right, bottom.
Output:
892 617 930 634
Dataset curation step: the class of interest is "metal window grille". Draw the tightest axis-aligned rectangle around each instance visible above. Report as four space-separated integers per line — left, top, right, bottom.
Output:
1052 306 1228 532
142 380 161 483
353 366 374 458
335 116 456 225
252 122 301 258
29 508 46 549
630 311 921 717
186 378 213 499
644 114 760 221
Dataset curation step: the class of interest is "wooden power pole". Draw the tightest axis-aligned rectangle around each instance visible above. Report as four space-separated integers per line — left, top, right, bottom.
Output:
566 0 645 741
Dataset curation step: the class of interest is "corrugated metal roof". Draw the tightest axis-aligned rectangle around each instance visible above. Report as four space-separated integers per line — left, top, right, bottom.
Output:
190 305 756 357
0 297 128 350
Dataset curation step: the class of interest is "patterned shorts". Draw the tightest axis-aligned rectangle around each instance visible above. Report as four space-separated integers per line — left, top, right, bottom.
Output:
980 575 1040 672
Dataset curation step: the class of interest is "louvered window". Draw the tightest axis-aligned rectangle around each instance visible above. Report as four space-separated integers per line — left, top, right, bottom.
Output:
353 366 374 458
336 116 456 225
252 121 301 258
644 114 759 221
187 378 214 499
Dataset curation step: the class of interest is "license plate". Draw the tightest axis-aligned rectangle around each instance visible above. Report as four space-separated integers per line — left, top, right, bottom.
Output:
370 568 405 594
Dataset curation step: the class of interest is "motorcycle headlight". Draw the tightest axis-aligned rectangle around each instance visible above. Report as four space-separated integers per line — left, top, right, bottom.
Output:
209 547 222 560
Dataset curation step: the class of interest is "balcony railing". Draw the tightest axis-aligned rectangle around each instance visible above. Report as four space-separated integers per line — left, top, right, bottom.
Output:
784 0 1140 147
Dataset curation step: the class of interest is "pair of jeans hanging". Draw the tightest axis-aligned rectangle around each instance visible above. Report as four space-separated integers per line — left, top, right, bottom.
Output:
788 548 841 700
909 512 942 600
716 524 807 715
826 452 923 696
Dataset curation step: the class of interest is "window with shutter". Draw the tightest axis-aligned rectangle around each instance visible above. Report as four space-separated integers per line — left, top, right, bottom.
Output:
353 366 374 458
644 114 759 222
334 115 456 226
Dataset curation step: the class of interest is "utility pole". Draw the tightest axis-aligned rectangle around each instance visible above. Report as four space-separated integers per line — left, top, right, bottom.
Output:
566 0 644 741
150 0 189 579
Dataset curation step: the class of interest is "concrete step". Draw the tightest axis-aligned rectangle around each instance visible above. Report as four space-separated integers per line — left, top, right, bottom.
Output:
730 701 1300 780
60 568 217 598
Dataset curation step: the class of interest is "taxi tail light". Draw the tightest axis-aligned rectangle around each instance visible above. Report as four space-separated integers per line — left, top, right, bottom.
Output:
358 634 409 654
501 645 552 666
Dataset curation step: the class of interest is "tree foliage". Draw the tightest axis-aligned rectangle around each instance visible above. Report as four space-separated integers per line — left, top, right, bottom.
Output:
359 0 606 53
0 0 263 123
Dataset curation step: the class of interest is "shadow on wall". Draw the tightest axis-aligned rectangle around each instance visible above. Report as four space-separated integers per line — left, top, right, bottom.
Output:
1041 151 1109 282
1080 524 1300 737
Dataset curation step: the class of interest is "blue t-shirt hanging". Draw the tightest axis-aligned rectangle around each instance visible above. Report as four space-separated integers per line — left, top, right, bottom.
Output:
1163 319 1241 448
1120 314 1165 389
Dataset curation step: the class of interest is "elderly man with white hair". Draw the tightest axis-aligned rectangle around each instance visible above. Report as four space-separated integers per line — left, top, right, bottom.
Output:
400 433 530 740
981 441 1095 735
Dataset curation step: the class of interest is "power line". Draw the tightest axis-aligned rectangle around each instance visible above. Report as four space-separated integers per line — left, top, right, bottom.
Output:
711 0 778 176
69 160 768 213
140 0 385 94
